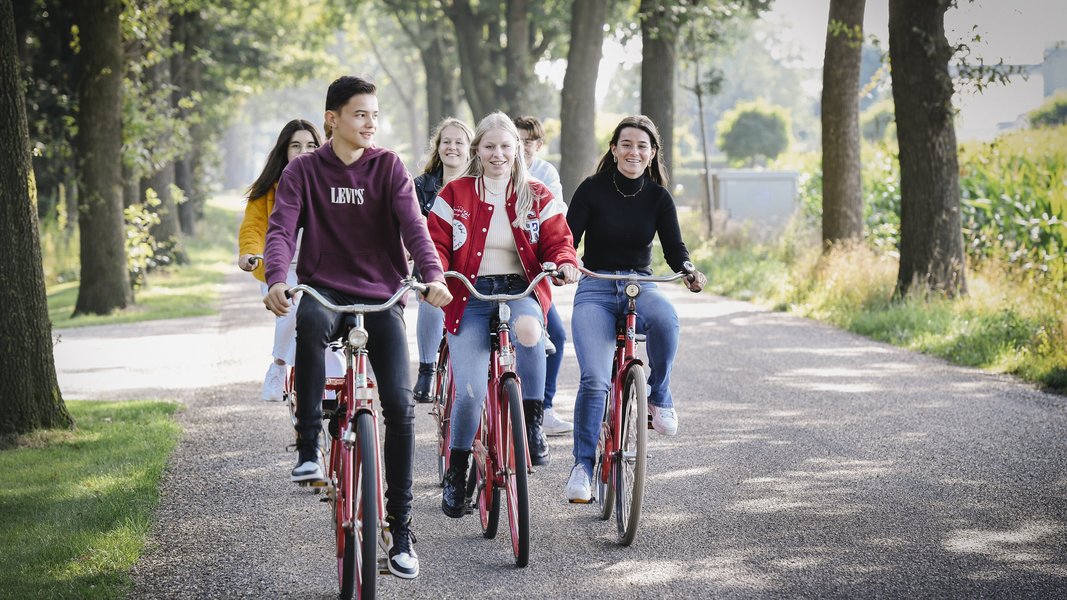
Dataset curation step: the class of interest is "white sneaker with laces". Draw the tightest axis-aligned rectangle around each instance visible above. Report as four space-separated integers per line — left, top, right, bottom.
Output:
290 458 325 482
542 407 573 435
262 362 285 402
565 464 593 503
649 405 678 436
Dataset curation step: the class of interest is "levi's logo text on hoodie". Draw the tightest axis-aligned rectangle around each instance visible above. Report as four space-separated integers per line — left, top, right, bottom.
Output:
331 187 366 205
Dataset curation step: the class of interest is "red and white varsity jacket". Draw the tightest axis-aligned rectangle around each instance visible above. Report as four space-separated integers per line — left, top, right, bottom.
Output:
427 176 578 334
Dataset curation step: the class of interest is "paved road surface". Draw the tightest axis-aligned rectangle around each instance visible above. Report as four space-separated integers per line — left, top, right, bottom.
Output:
55 271 1067 598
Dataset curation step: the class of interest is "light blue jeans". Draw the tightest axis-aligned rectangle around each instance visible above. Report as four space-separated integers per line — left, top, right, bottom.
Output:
447 275 547 451
416 300 444 364
570 271 679 476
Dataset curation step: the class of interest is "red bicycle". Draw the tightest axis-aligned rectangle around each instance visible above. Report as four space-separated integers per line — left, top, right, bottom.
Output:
443 265 560 567
429 336 456 486
288 279 425 599
579 265 693 546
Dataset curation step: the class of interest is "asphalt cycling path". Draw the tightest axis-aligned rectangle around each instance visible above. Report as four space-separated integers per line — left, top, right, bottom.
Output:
54 270 1067 598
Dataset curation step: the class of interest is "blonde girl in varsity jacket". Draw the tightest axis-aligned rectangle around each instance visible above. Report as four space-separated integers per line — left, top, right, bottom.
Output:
427 112 579 518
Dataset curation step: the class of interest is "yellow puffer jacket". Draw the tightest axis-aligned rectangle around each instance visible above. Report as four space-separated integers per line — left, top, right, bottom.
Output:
237 185 275 282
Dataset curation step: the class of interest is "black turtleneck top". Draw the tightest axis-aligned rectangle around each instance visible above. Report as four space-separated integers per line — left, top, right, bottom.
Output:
566 169 691 273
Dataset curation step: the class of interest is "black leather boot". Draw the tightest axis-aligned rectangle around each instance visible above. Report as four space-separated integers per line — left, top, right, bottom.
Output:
523 400 550 466
441 449 471 518
413 362 434 403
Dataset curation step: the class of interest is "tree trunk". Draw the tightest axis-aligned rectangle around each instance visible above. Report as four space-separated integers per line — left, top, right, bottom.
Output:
0 0 73 437
888 0 966 297
422 31 451 130
503 0 530 115
71 0 131 315
640 0 678 183
560 0 607 204
821 0 866 247
445 1 496 119
171 8 200 236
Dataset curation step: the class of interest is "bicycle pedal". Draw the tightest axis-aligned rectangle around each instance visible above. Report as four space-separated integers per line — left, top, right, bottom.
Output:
377 557 391 575
568 498 595 504
298 479 328 488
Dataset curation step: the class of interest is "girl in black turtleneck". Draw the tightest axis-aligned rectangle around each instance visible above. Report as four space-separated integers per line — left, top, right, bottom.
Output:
563 115 707 503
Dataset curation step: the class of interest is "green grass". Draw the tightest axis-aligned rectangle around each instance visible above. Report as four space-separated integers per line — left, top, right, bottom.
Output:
0 400 182 599
47 195 241 329
690 237 1067 395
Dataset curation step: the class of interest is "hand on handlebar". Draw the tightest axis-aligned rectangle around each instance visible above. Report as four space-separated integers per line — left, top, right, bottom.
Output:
552 263 580 285
264 282 292 316
238 253 260 272
683 263 707 293
423 280 453 308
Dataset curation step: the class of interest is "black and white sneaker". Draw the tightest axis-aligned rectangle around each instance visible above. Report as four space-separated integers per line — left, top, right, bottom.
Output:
290 450 325 483
384 515 419 579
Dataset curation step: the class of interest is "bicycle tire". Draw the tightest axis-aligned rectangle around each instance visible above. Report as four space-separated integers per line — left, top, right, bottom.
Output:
614 364 648 546
502 378 530 567
285 366 298 426
595 390 614 520
356 412 378 598
433 344 453 486
477 408 500 539
336 436 355 599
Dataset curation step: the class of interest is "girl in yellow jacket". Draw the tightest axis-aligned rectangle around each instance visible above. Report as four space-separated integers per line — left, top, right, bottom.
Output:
237 119 340 401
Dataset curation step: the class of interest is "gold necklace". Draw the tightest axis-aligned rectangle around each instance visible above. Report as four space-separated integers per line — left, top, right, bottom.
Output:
613 171 644 198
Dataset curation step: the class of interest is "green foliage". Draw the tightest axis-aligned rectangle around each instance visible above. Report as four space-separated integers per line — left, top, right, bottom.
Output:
1028 91 1067 128
860 98 895 142
125 192 163 289
0 400 181 599
717 99 791 166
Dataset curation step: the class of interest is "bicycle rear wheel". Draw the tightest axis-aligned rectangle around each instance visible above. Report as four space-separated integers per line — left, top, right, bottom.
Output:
476 409 500 539
614 364 648 546
502 378 530 567
595 391 614 520
355 412 378 598
433 343 453 486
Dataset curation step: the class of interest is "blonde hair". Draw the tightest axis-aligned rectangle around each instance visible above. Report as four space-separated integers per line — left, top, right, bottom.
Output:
422 117 474 175
460 112 537 229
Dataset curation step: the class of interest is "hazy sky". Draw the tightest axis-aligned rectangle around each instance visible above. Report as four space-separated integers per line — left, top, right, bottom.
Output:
572 1 1067 141
766 0 1067 139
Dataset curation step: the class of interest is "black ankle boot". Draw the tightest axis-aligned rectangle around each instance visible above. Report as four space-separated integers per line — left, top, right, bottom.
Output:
523 400 550 466
413 362 434 403
441 449 471 518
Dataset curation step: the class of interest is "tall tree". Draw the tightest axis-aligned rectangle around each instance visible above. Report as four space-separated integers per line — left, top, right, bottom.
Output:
639 0 679 182
441 0 567 118
559 0 608 204
0 0 72 437
381 0 460 132
71 0 132 315
821 0 866 247
638 0 770 183
888 0 966 297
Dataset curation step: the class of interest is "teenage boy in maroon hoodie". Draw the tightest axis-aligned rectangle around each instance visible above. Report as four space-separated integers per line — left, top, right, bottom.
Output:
263 76 451 579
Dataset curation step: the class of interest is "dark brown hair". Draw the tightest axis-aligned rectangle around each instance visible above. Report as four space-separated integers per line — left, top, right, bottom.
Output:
246 119 322 200
593 115 668 187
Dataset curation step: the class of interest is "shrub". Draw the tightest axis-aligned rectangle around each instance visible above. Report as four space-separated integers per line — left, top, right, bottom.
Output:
717 100 792 167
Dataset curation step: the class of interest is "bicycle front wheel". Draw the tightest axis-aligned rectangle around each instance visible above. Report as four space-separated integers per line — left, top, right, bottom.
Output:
502 378 530 567
433 343 453 486
336 437 355 599
355 412 378 598
476 408 500 539
614 364 648 546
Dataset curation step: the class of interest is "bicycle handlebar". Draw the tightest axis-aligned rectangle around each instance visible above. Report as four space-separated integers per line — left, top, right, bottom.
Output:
286 279 427 314
443 266 559 303
577 265 691 284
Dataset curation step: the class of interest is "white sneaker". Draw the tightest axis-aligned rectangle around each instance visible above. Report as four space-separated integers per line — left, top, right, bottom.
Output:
542 407 573 435
290 458 325 482
565 464 593 503
649 405 678 436
262 362 285 402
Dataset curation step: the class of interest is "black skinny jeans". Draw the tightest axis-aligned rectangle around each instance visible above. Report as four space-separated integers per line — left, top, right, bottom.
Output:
295 286 415 521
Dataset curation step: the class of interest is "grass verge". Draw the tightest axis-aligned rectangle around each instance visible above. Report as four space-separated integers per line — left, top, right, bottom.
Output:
687 225 1067 394
47 194 242 329
0 400 182 599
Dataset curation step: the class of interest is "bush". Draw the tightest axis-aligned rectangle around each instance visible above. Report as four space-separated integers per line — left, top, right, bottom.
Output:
717 100 792 167
1028 91 1067 128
